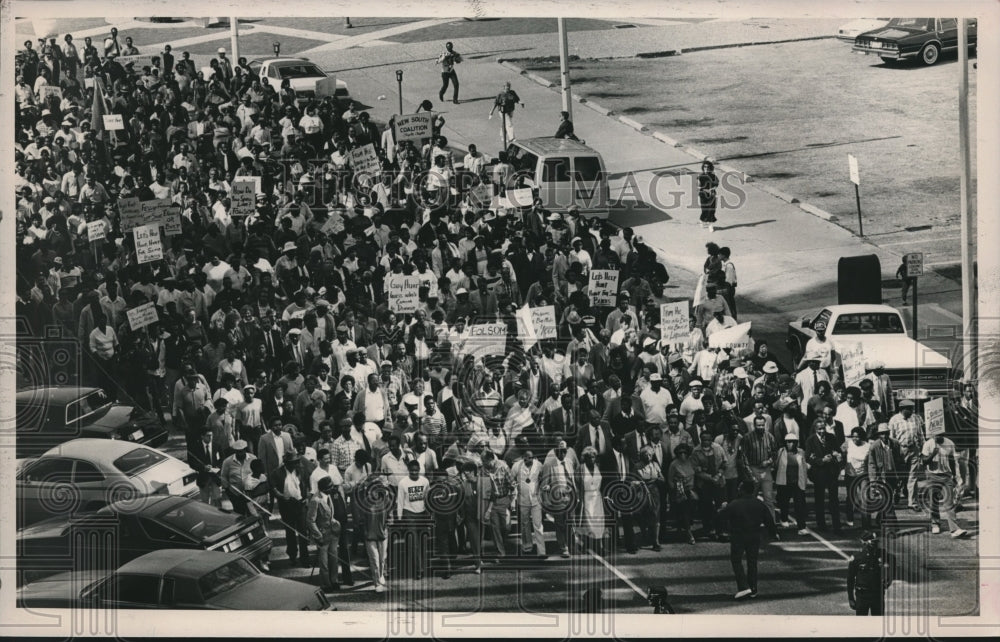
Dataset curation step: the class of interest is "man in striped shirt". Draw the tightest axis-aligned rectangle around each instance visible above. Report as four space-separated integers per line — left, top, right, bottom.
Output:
889 400 925 510
741 416 778 519
331 418 361 476
421 397 448 454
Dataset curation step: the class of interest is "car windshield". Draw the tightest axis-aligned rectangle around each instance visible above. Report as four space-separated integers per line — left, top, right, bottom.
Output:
113 448 167 476
887 18 933 30
157 501 236 539
832 313 906 335
276 63 324 79
198 558 258 600
66 389 113 424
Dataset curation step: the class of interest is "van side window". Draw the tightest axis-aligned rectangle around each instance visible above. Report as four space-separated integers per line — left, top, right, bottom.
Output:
542 158 570 182
573 156 603 183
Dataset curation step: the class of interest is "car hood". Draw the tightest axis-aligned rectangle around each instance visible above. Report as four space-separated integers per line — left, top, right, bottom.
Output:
835 335 952 368
286 77 347 92
18 515 76 540
17 570 107 604
863 27 925 40
207 574 323 610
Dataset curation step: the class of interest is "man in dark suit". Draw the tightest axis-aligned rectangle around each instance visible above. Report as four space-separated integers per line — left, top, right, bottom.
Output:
545 393 579 440
188 427 224 507
261 387 290 425
605 435 639 554
271 451 312 567
161 44 175 75
576 410 613 469
609 396 642 439
518 358 552 406
577 381 606 419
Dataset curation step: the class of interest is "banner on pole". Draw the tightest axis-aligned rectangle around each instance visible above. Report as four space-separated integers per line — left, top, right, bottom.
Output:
588 269 620 307
126 302 159 331
659 300 690 345
708 321 752 353
133 224 163 264
393 113 433 142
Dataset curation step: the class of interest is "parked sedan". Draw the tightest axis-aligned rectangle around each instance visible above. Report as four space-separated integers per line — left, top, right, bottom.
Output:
16 549 335 610
16 439 198 528
836 18 889 41
15 386 168 458
853 17 977 66
17 495 272 583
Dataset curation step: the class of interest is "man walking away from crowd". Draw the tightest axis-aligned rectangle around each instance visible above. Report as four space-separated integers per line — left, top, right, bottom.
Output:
717 481 779 600
437 41 462 104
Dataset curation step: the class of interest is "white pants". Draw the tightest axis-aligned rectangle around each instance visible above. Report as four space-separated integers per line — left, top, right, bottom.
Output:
502 113 515 143
518 502 545 554
366 538 388 585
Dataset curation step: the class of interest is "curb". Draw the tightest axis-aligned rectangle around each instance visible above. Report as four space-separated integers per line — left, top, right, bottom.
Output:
636 49 680 59
497 59 526 74
678 35 834 54
525 72 555 88
584 100 615 116
652 131 681 147
756 183 800 204
798 202 836 221
617 115 648 133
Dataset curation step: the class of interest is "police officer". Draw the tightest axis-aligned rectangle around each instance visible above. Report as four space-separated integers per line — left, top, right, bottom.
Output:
847 531 896 615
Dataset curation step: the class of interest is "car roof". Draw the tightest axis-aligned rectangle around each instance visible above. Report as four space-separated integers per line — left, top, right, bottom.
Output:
824 304 901 315
36 438 156 461
118 549 236 579
100 494 188 516
252 57 316 65
16 386 102 405
513 137 601 156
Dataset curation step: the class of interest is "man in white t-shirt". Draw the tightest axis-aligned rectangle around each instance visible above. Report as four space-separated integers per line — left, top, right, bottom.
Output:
639 374 673 425
921 434 968 538
396 460 430 579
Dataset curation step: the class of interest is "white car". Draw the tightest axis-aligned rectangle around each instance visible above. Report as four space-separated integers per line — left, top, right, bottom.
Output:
836 18 890 41
247 57 349 102
16 439 199 528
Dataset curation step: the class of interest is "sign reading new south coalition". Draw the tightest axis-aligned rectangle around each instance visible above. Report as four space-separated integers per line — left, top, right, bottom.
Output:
393 113 433 142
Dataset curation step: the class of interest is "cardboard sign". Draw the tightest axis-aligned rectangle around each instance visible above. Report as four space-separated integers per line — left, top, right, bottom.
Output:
116 54 155 71
708 321 752 353
659 300 690 345
839 341 867 387
924 396 945 437
133 224 163 264
162 211 183 236
350 143 381 177
393 113 433 142
38 85 63 100
86 220 106 242
117 197 141 229
126 302 159 331
848 153 860 185
906 252 924 277
315 76 340 97
529 305 557 340
466 323 508 357
120 198 171 232
385 274 421 314
84 77 95 89
588 269 620 307
515 305 538 350
508 188 534 208
103 114 125 131
320 210 345 236
230 179 256 217
469 182 492 207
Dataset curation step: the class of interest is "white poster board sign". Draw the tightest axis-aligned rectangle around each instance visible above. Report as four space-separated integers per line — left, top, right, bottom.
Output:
133 224 163 264
103 114 125 131
87 220 107 242
659 300 690 345
588 269 619 307
840 341 867 387
924 397 945 437
126 302 159 331
230 179 256 217
708 321 752 353
393 113 433 142
385 274 422 314
848 153 860 185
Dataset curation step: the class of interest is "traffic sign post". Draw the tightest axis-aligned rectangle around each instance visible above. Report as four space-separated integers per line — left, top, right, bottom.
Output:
906 252 924 340
848 154 863 236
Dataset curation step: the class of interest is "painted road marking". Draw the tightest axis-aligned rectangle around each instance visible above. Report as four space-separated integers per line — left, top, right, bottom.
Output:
801 527 851 561
587 548 648 600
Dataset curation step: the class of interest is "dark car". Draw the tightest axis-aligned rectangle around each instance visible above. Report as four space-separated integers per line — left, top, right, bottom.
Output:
852 18 977 66
17 495 272 584
16 549 335 610
15 386 168 458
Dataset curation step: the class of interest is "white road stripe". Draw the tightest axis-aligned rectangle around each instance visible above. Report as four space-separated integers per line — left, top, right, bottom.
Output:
801 527 851 561
586 549 648 599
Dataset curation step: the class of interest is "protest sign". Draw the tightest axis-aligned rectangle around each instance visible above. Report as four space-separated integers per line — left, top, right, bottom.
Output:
315 76 339 97
39 85 63 101
466 323 508 357
320 210 345 236
708 322 752 353
393 113 433 142
588 269 620 307
659 301 690 345
133 224 163 264
120 198 172 232
924 397 945 437
516 306 538 351
350 143 381 176
103 114 125 130
84 77 95 89
230 180 256 217
126 302 159 331
118 196 141 229
839 342 867 387
385 274 421 314
530 306 557 340
469 182 492 207
162 211 182 236
86 220 106 242
508 188 534 208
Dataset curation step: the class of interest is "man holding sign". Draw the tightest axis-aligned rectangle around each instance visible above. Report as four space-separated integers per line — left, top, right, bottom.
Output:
920 398 969 538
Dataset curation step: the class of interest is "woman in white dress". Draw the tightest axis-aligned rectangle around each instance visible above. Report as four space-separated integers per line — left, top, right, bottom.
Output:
576 446 606 554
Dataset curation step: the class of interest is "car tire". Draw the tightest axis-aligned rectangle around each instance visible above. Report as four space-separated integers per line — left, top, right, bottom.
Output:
920 43 940 66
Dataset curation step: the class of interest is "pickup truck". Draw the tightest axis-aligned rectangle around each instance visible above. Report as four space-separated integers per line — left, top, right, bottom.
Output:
786 304 953 397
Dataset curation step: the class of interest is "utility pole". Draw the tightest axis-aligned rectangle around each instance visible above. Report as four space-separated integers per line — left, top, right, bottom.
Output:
230 17 240 64
557 18 572 120
958 18 975 381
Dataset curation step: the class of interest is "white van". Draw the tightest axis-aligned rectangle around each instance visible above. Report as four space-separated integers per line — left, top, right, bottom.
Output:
504 138 610 216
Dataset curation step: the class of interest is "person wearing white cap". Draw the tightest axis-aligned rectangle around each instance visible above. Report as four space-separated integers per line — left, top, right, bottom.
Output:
795 352 830 415
774 432 808 533
215 46 233 82
679 378 706 431
639 373 674 426
568 236 593 276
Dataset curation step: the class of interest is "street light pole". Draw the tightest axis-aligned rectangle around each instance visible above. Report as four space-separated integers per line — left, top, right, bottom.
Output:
396 70 404 115
958 19 975 381
230 17 239 64
557 18 572 120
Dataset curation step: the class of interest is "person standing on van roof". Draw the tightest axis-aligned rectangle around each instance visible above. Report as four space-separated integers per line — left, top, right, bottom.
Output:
555 111 579 141
490 81 525 146
437 41 462 104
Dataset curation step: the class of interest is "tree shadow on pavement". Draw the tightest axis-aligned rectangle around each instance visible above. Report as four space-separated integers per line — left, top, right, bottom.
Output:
711 219 777 231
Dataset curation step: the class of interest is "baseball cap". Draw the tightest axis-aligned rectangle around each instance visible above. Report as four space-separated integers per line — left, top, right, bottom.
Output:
649 373 662 382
